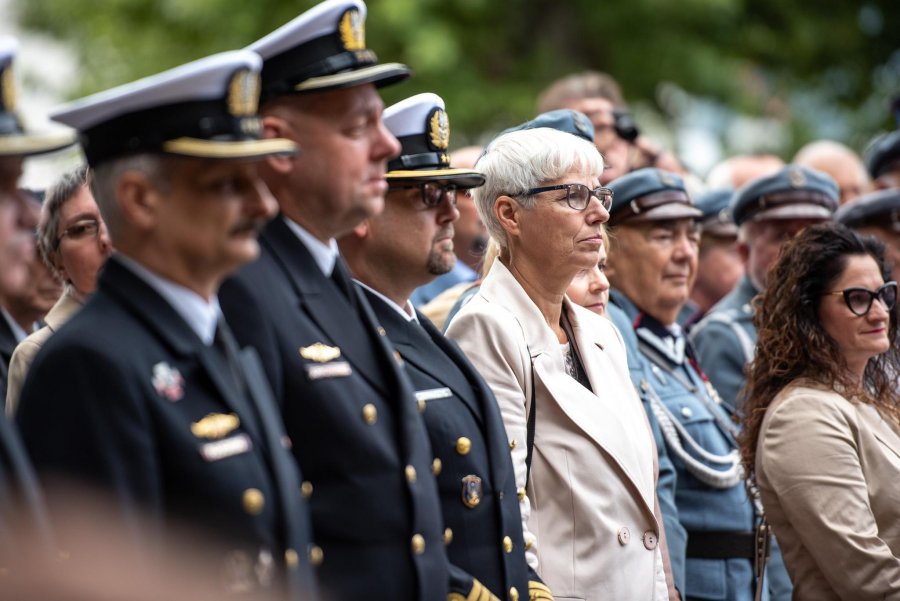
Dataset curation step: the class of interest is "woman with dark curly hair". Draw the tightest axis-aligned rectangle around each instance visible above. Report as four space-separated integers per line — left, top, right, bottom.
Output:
741 223 900 600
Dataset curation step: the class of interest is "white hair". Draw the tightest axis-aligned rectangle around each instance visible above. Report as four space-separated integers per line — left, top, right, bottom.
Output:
90 153 169 239
473 127 604 249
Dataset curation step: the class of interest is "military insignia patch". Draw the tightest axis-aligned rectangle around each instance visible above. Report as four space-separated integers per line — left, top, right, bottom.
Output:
151 361 184 401
574 112 592 140
1 65 15 111
461 475 483 509
191 412 240 439
299 342 342 363
338 9 366 51
659 171 676 187
226 69 260 117
788 168 806 188
428 108 450 151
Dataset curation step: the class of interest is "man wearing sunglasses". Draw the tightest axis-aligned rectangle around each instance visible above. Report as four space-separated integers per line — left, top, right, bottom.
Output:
339 92 547 601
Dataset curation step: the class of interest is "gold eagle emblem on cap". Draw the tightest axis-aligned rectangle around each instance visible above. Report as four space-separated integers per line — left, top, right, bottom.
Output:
429 109 450 150
1 64 16 111
226 69 260 117
339 9 366 51
191 412 240 439
299 342 342 363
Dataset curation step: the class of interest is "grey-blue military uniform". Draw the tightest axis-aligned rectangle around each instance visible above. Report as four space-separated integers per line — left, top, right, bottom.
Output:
611 290 762 601
689 274 758 411
691 166 839 413
605 168 791 601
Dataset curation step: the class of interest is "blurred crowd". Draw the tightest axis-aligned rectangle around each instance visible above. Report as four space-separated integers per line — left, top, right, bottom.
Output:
0 1 898 600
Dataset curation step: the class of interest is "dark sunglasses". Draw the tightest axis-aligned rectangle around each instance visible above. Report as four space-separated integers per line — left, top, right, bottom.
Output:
390 182 458 208
518 183 613 211
825 281 897 317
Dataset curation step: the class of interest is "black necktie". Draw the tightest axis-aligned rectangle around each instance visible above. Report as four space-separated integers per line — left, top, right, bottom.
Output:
330 261 357 309
213 319 247 394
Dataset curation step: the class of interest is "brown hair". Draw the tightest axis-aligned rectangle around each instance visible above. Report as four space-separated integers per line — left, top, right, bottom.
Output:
536 71 625 114
740 223 900 483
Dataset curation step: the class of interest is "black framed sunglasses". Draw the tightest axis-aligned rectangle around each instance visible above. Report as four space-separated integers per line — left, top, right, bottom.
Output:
825 281 897 317
389 182 459 208
518 183 613 211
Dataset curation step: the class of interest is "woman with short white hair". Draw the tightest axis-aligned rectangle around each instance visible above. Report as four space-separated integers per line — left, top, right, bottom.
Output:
446 127 672 600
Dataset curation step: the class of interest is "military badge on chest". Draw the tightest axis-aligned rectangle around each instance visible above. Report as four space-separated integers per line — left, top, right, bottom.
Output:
299 342 352 380
461 474 482 509
152 361 184 401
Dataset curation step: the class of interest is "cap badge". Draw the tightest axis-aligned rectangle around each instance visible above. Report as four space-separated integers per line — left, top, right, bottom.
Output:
1 64 15 111
659 171 676 187
429 108 450 151
151 361 184 401
227 69 260 117
788 168 806 188
461 475 483 509
299 342 342 363
574 113 592 139
339 8 366 51
191 412 241 439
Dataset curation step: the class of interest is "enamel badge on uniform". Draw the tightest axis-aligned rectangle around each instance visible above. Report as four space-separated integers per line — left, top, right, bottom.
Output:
461 475 482 509
299 342 342 363
152 361 184 401
191 412 240 439
415 387 452 402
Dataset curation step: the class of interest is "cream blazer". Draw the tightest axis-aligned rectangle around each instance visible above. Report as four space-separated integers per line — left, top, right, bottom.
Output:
6 288 82 415
446 261 667 601
757 380 900 600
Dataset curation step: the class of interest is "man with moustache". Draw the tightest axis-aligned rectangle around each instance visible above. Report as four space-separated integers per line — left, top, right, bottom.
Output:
218 2 449 600
338 93 547 601
16 50 318 600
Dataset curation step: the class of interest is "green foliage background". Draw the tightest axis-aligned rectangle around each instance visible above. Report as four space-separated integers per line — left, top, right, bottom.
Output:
14 0 900 162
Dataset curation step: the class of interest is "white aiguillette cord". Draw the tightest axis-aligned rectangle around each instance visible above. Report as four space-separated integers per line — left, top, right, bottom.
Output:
641 379 744 489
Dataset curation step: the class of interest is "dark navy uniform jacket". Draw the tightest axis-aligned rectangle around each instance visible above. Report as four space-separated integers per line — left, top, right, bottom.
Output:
17 257 317 600
219 217 448 601
363 288 535 601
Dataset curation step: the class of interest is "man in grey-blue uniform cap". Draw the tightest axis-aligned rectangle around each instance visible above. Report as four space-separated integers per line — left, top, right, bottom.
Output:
865 130 900 190
835 187 900 273
605 167 787 601
691 165 838 411
684 187 742 329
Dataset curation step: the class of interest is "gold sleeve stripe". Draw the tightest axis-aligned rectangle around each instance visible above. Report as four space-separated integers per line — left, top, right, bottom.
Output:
528 580 554 600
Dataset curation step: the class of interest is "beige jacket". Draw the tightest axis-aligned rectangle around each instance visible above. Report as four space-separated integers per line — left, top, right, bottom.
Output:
6 288 82 415
446 260 667 601
757 380 900 600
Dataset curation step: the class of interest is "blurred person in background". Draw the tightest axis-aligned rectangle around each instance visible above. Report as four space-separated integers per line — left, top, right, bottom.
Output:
793 140 871 205
683 187 743 330
741 223 900 599
446 127 674 600
0 34 73 568
536 71 632 183
705 154 784 190
864 130 900 190
835 188 900 272
691 166 839 411
565 227 611 317
6 166 112 414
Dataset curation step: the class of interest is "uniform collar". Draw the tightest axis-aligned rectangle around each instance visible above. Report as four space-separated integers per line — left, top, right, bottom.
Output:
116 254 220 345
355 279 418 323
283 216 339 277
